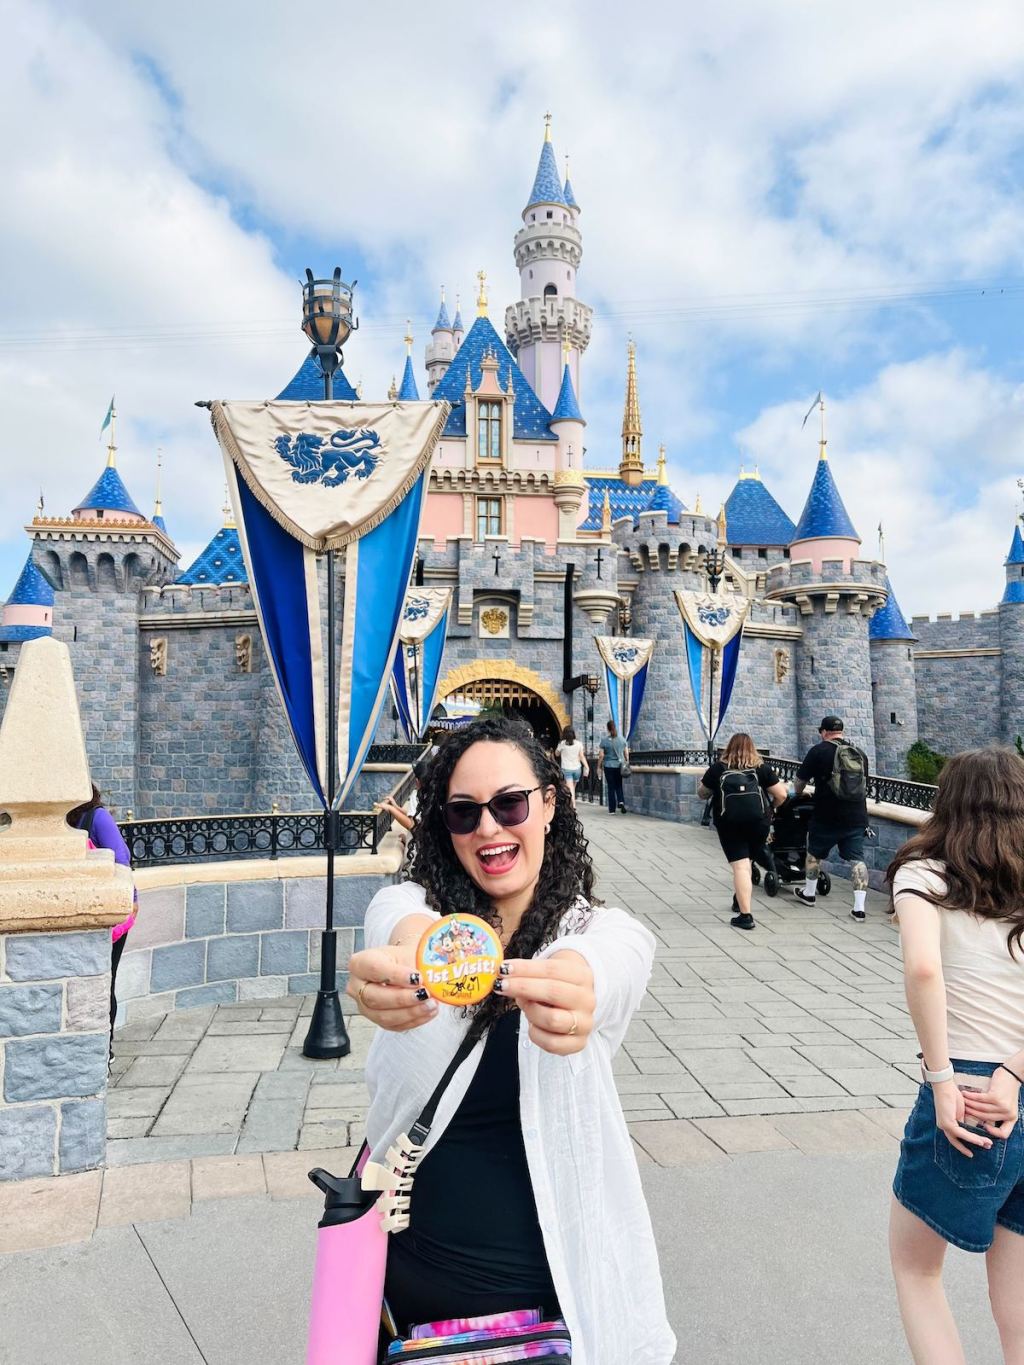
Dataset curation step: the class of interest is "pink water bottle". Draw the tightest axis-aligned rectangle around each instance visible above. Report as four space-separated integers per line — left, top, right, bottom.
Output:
306 1167 388 1365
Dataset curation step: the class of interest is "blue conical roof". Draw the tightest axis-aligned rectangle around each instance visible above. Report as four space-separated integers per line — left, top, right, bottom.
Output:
792 457 858 542
1002 581 1024 604
432 295 452 332
870 577 915 641
551 364 584 424
7 554 54 607
176 524 247 586
526 139 568 210
563 176 579 210
153 513 168 534
276 353 358 401
431 315 556 441
452 304 464 332
724 474 796 546
398 355 420 401
1006 524 1024 566
74 466 143 518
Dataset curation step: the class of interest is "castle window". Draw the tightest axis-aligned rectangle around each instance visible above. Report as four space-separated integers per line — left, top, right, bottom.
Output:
477 401 502 462
891 712 897 724
476 497 503 540
546 209 553 219
543 284 557 301
731 547 742 559
758 548 767 559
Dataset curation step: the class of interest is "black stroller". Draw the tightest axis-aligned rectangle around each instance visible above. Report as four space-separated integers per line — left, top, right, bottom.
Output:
750 795 832 898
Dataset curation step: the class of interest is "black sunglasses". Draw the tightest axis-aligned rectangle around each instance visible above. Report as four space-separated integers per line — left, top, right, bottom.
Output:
442 786 543 836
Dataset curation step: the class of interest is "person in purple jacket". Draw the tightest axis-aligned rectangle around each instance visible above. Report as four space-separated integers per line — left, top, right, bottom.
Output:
67 785 136 1053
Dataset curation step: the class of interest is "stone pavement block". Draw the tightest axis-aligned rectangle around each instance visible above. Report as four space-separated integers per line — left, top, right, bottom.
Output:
254 1072 311 1102
663 1094 727 1120
0 1170 102 1252
264 1147 357 1198
859 1038 922 1065
119 1054 188 1089
191 1154 267 1201
186 1033 288 1073
237 1100 305 1153
828 1068 917 1097
108 1117 152 1139
614 1071 701 1096
99 1160 191 1226
154 1007 216 1040
114 1039 199 1058
795 1044 886 1069
305 1081 369 1110
721 1098 806 1116
743 1046 823 1076
674 1049 770 1084
629 1119 729 1166
703 1081 791 1101
152 1073 258 1137
777 1076 849 1098
299 1120 352 1149
205 1019 293 1036
769 1111 897 1156
105 1135 236 1166
106 1087 168 1119
693 1117 796 1154
859 1107 912 1139
114 1020 160 1042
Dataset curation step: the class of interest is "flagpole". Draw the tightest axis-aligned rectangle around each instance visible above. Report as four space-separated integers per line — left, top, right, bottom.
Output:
303 343 351 1060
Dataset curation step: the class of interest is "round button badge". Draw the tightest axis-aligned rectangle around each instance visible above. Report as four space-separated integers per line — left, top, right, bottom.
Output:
416 913 504 1005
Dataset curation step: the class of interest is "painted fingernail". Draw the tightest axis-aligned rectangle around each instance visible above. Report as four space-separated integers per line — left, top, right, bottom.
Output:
499 963 511 976
409 972 421 986
415 988 429 1002
493 978 504 993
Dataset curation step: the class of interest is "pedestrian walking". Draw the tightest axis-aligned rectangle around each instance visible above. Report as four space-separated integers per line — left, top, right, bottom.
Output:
598 720 629 814
699 733 788 930
888 747 1024 1365
67 784 136 1053
555 724 589 806
346 716 675 1364
792 714 871 920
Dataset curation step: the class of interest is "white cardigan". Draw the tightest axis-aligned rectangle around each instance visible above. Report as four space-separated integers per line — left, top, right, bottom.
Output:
363 881 676 1365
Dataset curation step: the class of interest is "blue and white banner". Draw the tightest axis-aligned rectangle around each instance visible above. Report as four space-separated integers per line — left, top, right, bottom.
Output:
391 588 452 741
674 590 749 742
214 398 449 807
594 636 655 741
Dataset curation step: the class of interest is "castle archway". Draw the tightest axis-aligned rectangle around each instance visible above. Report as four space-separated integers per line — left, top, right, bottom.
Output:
437 660 569 750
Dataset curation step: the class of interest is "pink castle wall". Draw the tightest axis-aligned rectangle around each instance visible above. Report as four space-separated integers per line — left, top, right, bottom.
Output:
420 493 464 542
515 496 558 544
789 537 861 573
2 605 51 627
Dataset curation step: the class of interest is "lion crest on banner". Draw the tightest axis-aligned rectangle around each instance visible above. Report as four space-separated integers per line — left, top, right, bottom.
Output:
273 429 383 487
674 590 748 648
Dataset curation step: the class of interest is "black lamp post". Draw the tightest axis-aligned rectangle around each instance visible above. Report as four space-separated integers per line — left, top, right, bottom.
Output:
302 268 357 1060
704 548 726 765
585 673 599 795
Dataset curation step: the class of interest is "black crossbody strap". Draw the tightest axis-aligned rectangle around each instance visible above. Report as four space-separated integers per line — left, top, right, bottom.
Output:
407 1029 480 1146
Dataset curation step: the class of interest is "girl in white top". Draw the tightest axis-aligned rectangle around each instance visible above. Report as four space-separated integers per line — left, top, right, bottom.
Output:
347 716 675 1365
554 724 590 807
889 746 1024 1365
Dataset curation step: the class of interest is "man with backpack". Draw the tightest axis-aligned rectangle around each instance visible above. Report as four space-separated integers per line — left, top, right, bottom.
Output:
792 715 871 921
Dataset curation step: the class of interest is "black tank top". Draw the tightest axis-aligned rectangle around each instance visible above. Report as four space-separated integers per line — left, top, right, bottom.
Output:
388 1009 556 1299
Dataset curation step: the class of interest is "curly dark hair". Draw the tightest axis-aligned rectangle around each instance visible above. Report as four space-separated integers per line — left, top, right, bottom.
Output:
405 716 598 1038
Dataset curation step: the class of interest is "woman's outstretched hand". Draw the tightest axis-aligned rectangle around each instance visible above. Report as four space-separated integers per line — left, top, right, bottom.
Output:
347 946 438 1032
496 950 596 1056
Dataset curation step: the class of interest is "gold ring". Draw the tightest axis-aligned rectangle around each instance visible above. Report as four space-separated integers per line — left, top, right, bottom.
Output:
357 981 370 1007
567 1011 578 1037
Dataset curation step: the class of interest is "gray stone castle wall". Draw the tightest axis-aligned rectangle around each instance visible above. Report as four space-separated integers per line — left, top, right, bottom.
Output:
870 638 919 777
912 611 1001 754
998 600 1024 747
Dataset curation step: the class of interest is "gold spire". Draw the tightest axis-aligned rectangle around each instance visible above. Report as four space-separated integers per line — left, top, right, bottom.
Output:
619 339 643 485
818 393 827 461
657 444 667 485
544 112 552 142
601 490 612 534
36 489 44 519
476 269 488 316
404 319 413 354
154 447 163 517
222 485 235 529
716 501 728 545
694 491 703 515
106 400 117 468
388 375 398 401
561 332 571 364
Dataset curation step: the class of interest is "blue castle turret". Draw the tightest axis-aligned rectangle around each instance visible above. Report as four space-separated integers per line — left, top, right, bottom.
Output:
999 520 1024 744
869 569 918 776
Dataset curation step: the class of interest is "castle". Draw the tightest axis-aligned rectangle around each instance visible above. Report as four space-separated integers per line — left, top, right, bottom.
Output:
1 118 1019 817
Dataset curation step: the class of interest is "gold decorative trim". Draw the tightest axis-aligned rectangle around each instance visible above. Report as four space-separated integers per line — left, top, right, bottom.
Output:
553 469 585 487
437 659 570 730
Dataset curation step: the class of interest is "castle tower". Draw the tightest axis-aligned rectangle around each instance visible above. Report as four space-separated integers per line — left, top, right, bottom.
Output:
619 340 644 487
424 287 454 394
869 563 918 776
0 551 54 642
549 342 587 540
766 414 885 764
152 448 168 536
998 519 1024 746
505 115 593 413
398 322 420 400
452 296 464 351
27 417 178 813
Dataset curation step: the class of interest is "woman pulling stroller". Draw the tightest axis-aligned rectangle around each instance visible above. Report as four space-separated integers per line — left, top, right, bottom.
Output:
699 733 788 930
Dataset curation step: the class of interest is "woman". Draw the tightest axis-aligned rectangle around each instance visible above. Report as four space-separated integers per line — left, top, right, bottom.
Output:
375 755 432 835
67 784 136 1050
598 720 629 814
347 716 675 1364
698 733 787 931
888 747 1024 1365
555 724 589 806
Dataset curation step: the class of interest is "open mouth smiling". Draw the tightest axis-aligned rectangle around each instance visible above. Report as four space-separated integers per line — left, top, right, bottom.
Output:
476 842 520 875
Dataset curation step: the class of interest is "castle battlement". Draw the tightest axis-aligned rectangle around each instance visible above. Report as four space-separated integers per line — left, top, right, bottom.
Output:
910 610 999 624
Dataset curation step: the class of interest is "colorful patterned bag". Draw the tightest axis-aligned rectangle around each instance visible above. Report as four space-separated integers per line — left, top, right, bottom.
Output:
384 1307 571 1362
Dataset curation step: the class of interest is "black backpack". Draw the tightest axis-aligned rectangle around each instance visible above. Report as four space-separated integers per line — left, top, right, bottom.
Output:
827 739 867 802
718 768 770 824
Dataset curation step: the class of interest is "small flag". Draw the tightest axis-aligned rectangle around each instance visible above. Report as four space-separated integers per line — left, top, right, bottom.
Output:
100 395 115 439
801 391 823 428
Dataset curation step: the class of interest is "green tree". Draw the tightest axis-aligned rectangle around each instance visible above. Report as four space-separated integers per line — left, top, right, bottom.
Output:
907 740 947 784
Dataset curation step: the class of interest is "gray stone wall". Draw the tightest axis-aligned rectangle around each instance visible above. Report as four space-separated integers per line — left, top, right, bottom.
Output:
116 870 395 1023
915 655 1001 754
870 639 919 777
999 600 1024 747
0 929 110 1180
911 611 999 652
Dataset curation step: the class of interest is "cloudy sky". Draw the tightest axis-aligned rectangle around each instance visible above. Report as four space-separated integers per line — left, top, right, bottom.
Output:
2 0 1023 616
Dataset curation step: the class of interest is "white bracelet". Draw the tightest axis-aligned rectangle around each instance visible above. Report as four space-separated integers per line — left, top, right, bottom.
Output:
922 1062 955 1085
